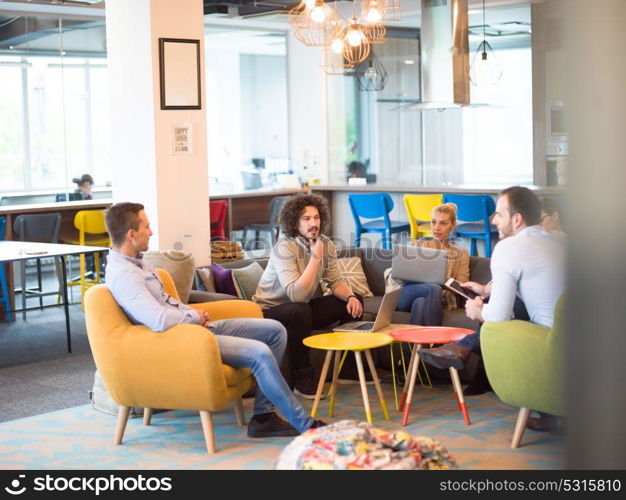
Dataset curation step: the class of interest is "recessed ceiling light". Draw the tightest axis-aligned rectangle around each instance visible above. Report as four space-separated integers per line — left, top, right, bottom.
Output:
403 59 415 65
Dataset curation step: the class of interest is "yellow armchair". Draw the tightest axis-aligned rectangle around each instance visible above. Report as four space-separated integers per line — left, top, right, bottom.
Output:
84 269 261 454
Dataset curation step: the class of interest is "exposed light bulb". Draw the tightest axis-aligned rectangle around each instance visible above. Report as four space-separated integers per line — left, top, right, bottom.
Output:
347 28 363 47
470 40 503 86
310 6 326 23
331 37 344 54
366 8 382 23
364 67 377 80
476 54 492 85
304 0 316 9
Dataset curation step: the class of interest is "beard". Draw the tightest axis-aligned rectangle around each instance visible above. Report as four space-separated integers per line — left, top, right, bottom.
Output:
498 224 514 239
300 227 319 239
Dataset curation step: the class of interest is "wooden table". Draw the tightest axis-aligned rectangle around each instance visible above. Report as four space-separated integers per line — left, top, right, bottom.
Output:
0 241 108 352
303 331 392 424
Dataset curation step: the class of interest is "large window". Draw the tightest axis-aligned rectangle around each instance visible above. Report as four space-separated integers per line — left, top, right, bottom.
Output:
204 27 289 193
0 13 110 196
327 5 534 188
327 31 421 185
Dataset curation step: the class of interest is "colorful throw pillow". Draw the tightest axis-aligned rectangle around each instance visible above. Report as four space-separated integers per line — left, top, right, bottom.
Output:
196 267 217 293
211 263 237 297
143 250 196 304
322 256 373 298
232 262 264 300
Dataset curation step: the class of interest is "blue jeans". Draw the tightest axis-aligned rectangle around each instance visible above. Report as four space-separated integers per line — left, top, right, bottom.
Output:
456 296 531 354
208 318 313 433
396 283 443 326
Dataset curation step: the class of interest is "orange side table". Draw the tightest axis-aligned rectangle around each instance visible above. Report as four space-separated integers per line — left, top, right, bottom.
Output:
388 327 475 426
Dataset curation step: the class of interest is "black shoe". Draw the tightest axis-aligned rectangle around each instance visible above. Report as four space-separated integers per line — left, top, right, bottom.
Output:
293 366 323 400
247 413 300 438
309 419 328 430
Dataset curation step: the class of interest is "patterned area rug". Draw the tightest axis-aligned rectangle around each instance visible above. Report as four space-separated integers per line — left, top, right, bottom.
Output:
0 383 564 469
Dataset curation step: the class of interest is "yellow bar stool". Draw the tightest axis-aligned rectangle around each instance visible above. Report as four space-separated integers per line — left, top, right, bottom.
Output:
303 332 392 424
61 210 110 308
403 193 443 239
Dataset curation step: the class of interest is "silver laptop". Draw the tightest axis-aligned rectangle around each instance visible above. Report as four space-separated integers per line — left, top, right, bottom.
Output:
333 289 402 333
391 244 448 285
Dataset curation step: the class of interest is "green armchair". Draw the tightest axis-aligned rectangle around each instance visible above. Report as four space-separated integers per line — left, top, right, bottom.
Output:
481 296 565 448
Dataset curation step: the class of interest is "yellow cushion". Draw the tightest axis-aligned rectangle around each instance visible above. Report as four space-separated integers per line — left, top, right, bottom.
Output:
223 365 253 386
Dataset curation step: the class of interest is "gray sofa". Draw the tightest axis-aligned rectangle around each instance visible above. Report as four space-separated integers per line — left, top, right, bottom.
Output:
191 246 492 383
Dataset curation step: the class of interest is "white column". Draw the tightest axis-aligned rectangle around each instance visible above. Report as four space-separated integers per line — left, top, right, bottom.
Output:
287 34 329 184
105 0 210 265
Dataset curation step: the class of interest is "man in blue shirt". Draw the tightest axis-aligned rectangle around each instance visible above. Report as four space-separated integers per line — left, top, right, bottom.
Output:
104 202 325 438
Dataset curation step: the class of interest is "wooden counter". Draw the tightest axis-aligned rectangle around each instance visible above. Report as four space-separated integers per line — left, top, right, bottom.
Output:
311 184 565 196
0 200 113 242
209 188 304 235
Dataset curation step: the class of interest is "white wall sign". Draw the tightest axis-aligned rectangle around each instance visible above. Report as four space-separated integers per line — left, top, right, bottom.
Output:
172 123 193 155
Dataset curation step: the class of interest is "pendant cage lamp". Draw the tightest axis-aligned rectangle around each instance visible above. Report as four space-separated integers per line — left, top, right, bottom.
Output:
320 44 355 76
381 0 401 22
354 49 388 91
344 38 370 66
288 1 308 29
364 22 386 44
343 16 370 65
361 0 384 24
470 40 502 85
293 2 345 47
470 0 503 86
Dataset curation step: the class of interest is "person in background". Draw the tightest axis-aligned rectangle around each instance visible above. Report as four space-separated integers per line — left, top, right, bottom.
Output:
73 174 94 200
386 203 470 326
540 198 564 233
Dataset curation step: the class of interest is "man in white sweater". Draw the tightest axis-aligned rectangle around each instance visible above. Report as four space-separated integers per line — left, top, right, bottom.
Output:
419 187 566 405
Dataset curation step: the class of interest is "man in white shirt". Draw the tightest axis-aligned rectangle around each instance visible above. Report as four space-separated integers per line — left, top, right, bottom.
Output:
419 187 566 392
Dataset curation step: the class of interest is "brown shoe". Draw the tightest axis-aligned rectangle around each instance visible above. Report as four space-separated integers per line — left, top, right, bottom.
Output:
418 344 471 371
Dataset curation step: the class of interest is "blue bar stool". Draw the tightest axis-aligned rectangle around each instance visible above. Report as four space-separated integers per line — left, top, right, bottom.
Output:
443 193 498 257
0 216 13 322
348 193 410 250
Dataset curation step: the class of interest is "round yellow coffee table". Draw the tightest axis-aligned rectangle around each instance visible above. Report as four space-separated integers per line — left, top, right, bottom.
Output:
303 332 392 424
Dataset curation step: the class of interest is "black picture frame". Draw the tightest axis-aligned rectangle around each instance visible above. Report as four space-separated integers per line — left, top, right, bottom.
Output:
158 38 201 110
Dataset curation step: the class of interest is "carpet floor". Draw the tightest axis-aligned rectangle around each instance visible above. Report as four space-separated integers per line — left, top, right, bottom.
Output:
0 383 564 470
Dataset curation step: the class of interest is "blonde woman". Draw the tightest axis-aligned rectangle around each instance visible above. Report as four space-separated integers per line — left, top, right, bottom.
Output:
394 203 470 326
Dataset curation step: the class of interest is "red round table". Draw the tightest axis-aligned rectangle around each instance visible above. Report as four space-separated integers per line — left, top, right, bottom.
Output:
388 326 475 426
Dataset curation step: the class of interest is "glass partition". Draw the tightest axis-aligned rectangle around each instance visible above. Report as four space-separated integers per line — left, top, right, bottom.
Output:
0 10 110 202
326 4 533 188
204 26 289 194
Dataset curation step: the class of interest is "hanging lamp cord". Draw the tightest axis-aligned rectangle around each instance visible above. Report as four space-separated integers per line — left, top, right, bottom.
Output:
482 0 487 56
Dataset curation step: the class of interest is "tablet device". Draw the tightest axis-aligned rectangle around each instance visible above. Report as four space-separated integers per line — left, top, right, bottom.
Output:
444 278 478 300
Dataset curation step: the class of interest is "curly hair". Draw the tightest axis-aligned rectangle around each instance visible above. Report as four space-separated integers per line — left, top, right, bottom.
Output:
279 193 330 238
